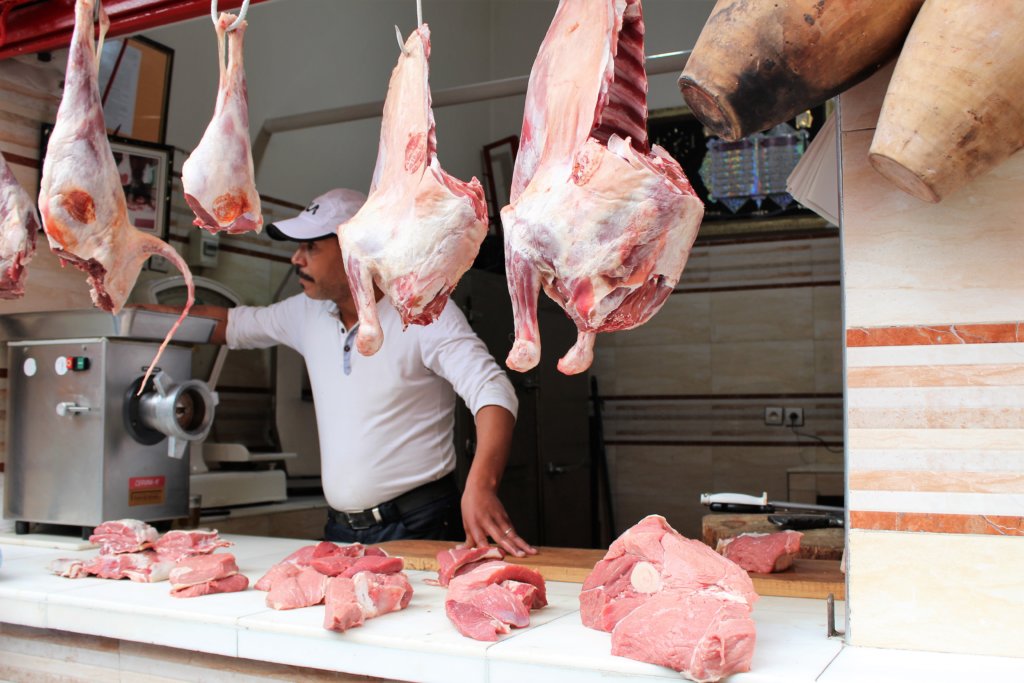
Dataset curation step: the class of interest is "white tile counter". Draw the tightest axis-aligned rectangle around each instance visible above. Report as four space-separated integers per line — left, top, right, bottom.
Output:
1 534 1021 682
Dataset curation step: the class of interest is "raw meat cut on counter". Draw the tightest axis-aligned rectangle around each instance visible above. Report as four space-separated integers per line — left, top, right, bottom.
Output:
170 552 249 598
266 566 329 610
501 0 704 375
84 551 175 582
323 571 414 633
169 553 239 589
444 560 547 641
38 0 194 391
89 519 159 555
254 541 356 590
153 529 233 563
432 545 504 586
181 12 262 234
338 24 487 357
172 574 249 598
0 151 38 299
312 554 404 578
256 541 411 621
717 530 803 574
580 515 757 682
48 558 88 579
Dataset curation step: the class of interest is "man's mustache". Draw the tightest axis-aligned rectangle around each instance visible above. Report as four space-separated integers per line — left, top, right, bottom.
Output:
295 266 314 283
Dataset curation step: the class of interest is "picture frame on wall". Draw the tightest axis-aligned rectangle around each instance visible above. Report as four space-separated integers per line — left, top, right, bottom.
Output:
99 35 174 144
38 125 174 270
481 136 519 235
108 135 173 242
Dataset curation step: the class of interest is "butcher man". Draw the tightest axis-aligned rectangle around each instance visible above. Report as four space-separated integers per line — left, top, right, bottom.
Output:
150 188 534 557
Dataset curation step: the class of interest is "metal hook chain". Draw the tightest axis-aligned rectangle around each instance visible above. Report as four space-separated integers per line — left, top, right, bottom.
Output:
211 0 250 31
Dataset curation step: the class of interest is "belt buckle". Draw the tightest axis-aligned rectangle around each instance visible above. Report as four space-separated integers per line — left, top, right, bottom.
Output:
344 507 383 530
345 511 372 530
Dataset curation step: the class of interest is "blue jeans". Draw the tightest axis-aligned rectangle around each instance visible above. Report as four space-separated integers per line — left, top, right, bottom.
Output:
324 490 462 544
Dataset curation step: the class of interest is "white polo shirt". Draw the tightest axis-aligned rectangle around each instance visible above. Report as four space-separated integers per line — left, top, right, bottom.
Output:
227 294 518 512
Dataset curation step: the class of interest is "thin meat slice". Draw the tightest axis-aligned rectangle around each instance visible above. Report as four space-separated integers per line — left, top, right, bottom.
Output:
446 561 548 608
339 24 487 356
254 561 300 591
38 0 194 391
444 601 511 641
501 580 539 610
717 530 804 574
168 553 239 589
338 555 404 579
154 529 232 563
466 583 530 628
266 566 328 610
255 541 346 591
89 519 159 555
181 12 262 234
82 551 175 583
48 558 88 578
171 573 249 598
445 561 547 641
0 151 38 299
502 0 704 375
434 545 504 587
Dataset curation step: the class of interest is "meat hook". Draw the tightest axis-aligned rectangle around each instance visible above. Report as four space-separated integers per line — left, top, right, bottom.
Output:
211 0 250 31
394 25 410 57
417 0 423 27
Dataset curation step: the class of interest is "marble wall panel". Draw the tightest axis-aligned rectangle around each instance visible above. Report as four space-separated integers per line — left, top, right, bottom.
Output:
848 530 1024 657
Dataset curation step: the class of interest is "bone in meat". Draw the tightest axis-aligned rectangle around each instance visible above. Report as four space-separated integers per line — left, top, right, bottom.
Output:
339 24 487 356
181 12 262 234
38 0 194 390
501 0 704 375
0 151 38 299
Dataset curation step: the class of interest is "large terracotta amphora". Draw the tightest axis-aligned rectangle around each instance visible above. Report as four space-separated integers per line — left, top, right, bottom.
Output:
679 0 923 141
869 0 1024 203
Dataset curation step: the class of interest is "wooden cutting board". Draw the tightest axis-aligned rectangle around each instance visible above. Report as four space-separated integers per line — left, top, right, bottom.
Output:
702 514 845 561
376 539 845 600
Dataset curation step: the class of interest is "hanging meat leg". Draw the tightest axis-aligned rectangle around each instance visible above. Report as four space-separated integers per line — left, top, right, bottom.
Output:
501 0 704 375
338 24 487 356
181 12 262 234
39 0 194 387
0 151 38 299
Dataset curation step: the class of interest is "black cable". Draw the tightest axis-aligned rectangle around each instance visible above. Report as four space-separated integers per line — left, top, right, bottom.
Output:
789 425 844 453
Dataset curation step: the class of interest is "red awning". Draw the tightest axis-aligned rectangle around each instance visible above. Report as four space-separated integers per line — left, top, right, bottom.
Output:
0 0 267 59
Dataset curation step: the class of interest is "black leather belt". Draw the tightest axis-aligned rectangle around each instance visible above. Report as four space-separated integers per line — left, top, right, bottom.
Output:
329 473 457 530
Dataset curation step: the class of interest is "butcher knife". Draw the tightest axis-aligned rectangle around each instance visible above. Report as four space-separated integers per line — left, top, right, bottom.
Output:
699 491 844 514
767 514 844 530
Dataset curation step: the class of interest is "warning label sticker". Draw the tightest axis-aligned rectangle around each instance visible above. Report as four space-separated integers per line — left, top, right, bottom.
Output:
128 475 166 506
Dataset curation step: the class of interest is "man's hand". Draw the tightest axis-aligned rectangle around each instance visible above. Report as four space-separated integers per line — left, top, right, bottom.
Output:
460 405 537 558
128 303 230 345
461 480 536 558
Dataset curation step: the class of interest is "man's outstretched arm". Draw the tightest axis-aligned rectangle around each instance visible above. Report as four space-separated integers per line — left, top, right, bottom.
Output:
461 404 537 558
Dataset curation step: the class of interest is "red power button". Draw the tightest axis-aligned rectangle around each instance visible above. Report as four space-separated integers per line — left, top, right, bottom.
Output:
66 356 91 371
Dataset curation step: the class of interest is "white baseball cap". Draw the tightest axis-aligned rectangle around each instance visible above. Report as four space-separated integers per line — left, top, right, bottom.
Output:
266 188 366 242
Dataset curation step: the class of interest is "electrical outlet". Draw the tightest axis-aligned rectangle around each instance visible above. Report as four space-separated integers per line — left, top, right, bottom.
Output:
784 407 804 427
764 406 784 426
